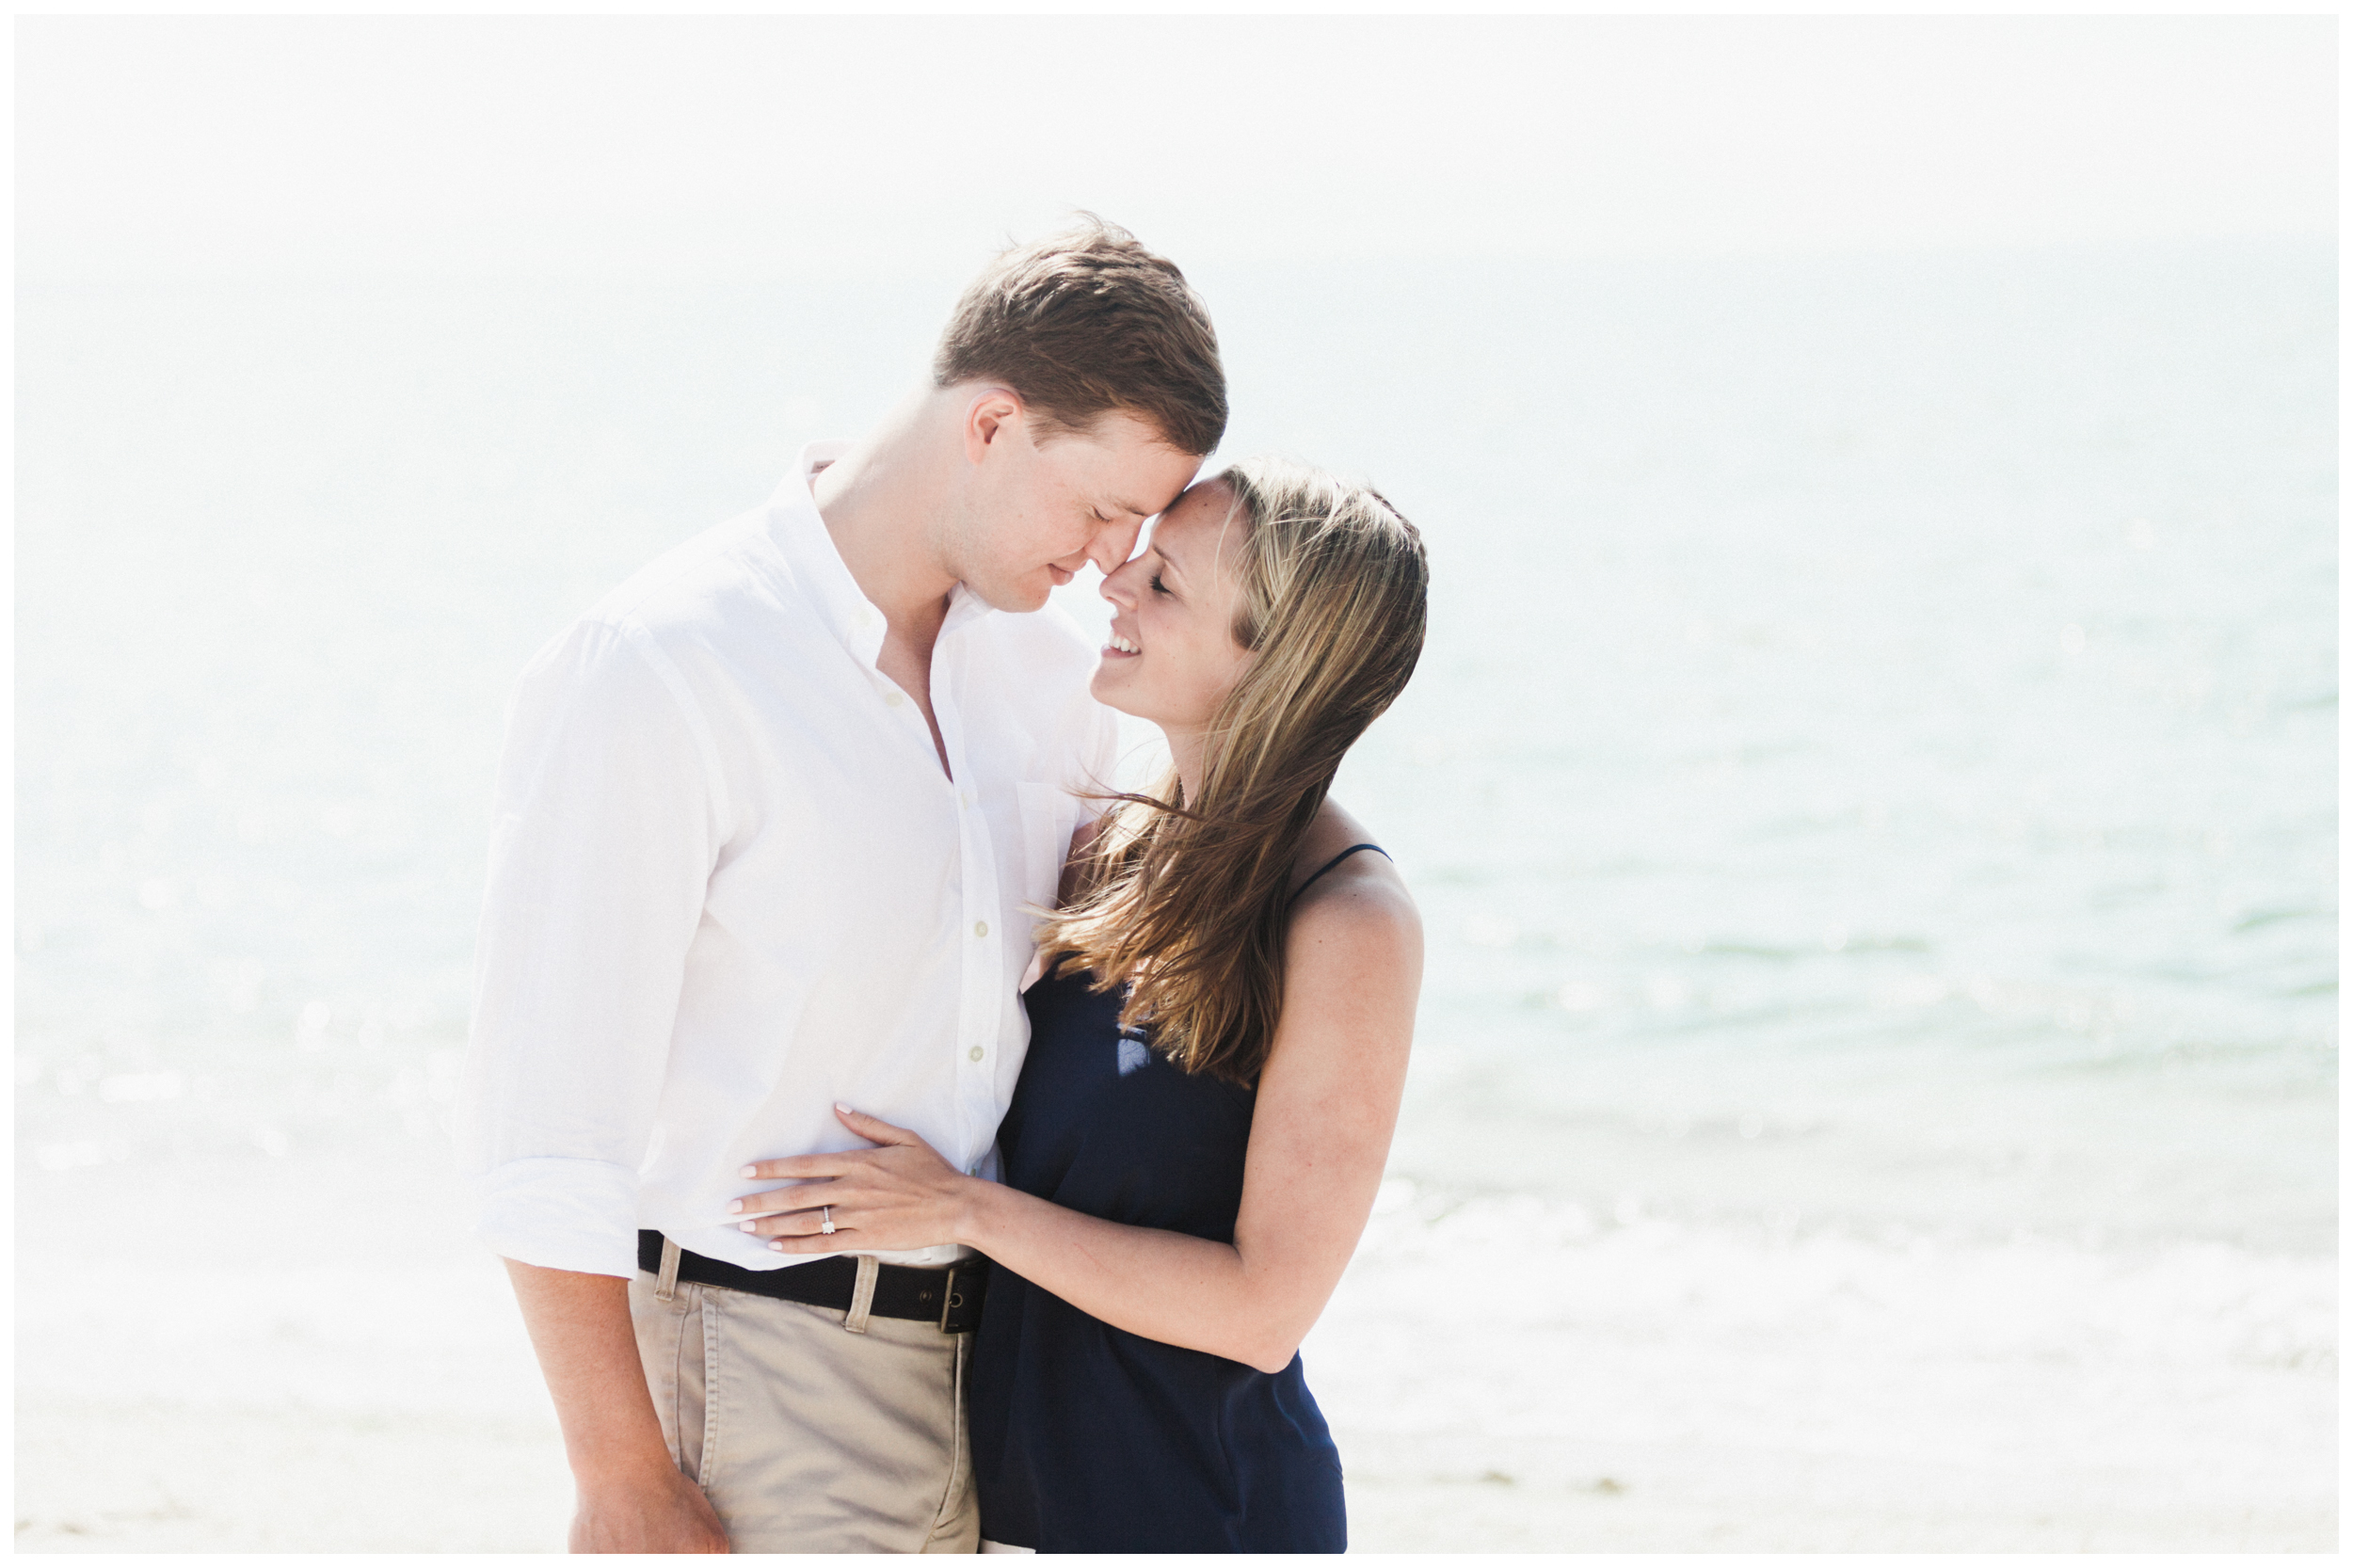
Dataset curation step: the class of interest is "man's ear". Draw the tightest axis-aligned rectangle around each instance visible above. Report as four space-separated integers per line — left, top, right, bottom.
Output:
963 387 1027 465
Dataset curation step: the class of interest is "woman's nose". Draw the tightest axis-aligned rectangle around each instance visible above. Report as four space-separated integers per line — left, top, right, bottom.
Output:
1099 559 1140 606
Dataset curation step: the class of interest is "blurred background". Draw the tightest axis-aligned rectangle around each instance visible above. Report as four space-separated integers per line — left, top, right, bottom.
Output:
14 15 2336 1552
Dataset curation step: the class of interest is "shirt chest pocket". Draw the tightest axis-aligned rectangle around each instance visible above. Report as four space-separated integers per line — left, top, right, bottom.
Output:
1015 781 1083 919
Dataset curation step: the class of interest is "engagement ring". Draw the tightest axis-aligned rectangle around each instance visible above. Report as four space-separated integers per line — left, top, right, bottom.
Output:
820 1206 836 1235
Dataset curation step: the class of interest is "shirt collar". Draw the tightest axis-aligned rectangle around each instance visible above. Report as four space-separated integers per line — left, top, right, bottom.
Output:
766 441 997 667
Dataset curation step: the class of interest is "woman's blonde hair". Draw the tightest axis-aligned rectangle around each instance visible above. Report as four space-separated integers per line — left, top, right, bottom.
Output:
1034 456 1429 1086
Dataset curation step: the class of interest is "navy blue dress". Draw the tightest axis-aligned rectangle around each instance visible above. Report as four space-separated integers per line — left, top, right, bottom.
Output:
969 870 1371 1553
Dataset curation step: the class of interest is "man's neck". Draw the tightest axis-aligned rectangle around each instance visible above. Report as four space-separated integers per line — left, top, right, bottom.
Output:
809 391 961 640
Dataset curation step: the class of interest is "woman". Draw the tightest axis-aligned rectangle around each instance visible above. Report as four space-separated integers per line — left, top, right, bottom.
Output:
730 457 1428 1551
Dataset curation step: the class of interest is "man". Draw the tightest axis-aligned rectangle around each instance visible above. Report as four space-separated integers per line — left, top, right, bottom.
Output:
457 218 1225 1553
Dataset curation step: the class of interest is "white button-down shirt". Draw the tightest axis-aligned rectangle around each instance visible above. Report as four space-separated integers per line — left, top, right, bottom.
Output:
457 443 1112 1277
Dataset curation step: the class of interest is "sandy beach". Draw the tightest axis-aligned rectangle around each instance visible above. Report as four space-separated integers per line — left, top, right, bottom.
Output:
14 1137 2332 1552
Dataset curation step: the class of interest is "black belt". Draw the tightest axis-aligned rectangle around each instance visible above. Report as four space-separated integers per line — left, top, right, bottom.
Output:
636 1230 986 1334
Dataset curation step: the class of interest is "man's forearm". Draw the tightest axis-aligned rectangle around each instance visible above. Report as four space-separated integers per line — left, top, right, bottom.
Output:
504 1259 676 1483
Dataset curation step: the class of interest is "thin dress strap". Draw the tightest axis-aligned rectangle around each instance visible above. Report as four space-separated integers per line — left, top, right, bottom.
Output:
1290 842 1389 901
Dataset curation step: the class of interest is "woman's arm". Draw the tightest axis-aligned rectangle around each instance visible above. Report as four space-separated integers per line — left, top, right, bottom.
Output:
734 872 1422 1374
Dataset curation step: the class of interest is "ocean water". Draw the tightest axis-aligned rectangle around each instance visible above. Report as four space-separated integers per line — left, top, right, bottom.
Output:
14 239 2335 1548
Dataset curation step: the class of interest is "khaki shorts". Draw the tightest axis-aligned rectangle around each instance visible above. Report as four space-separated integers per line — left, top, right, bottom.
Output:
629 1261 978 1554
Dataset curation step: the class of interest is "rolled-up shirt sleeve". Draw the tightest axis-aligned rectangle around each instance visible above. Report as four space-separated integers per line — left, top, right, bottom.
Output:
456 617 728 1277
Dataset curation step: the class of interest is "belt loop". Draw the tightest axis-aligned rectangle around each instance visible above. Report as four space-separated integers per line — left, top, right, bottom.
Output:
654 1237 682 1303
938 1260 988 1333
842 1256 880 1335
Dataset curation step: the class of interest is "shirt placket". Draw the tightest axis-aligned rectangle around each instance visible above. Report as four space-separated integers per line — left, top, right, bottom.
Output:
843 584 1004 1191
930 627 1003 1176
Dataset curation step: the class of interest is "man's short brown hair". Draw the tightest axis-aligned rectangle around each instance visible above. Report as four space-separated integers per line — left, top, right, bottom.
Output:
934 216 1226 458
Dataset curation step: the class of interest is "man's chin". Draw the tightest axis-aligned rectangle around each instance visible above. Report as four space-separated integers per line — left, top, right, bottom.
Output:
965 575 1052 615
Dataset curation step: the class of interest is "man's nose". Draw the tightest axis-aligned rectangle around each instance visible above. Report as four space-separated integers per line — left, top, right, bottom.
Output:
1086 516 1146 576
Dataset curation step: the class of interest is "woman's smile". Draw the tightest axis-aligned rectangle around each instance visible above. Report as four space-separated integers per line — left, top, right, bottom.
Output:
1088 481 1256 744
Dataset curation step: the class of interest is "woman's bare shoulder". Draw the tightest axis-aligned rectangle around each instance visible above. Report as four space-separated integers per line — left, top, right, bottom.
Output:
1285 802 1420 961
1288 859 1420 951
1268 808 1421 1083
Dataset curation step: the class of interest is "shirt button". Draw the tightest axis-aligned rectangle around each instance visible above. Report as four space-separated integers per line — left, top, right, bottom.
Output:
885 690 904 708
972 920 989 937
968 1046 984 1063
